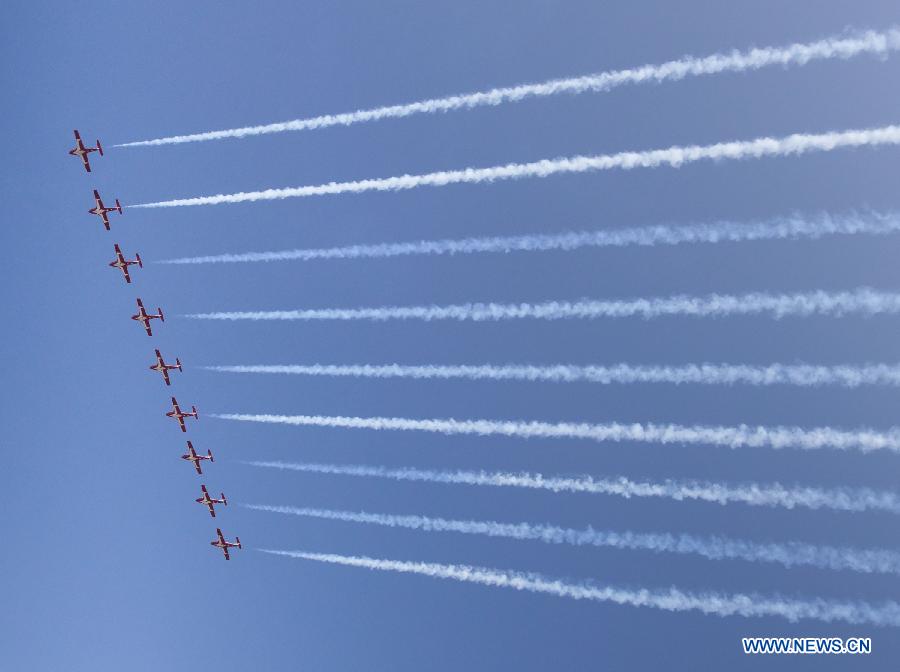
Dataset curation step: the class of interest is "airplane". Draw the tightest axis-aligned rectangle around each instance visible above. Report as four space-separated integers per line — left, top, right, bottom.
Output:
181 440 213 475
68 130 103 172
149 349 181 385
166 396 198 432
196 484 227 518
88 189 122 230
131 298 164 336
109 244 142 283
211 528 241 560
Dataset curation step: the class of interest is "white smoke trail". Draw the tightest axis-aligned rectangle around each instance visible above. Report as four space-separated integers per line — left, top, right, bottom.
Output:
260 549 900 625
203 362 900 388
244 461 900 515
157 210 900 265
245 503 900 574
117 28 900 147
216 412 900 454
184 288 900 322
129 125 900 207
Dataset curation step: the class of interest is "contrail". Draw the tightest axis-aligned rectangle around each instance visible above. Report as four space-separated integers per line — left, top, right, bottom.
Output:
117 28 900 147
158 210 900 265
216 412 900 455
243 461 900 515
245 503 900 574
130 124 900 207
260 549 900 626
203 362 900 388
184 287 900 322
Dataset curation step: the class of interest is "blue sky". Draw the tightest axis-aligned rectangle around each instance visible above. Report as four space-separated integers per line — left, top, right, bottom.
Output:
4 1 900 669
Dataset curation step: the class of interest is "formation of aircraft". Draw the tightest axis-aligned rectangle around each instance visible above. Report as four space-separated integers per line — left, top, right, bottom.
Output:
131 298 164 336
166 396 198 432
109 244 142 283
69 130 103 172
88 189 122 231
72 131 241 560
211 528 242 560
182 440 214 474
196 485 228 518
149 349 182 385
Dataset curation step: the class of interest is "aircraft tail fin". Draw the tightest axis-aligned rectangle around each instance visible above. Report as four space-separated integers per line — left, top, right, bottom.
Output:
208 449 214 462
221 493 228 506
192 406 198 418
97 139 104 156
176 358 182 371
115 199 122 214
135 253 143 268
158 308 165 322
236 537 242 549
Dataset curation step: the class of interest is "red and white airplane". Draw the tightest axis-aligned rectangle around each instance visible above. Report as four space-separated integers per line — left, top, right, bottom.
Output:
211 528 242 560
109 244 142 283
166 396 198 432
68 130 103 172
131 298 164 336
149 349 181 385
88 189 122 231
196 485 227 518
181 440 214 474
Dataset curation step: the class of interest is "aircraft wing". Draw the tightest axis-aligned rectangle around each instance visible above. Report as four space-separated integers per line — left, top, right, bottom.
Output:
122 266 132 284
216 528 226 544
143 320 153 337
101 213 110 231
223 546 230 560
81 154 92 173
186 443 203 473
93 189 102 205
162 368 170 385
207 502 216 517
177 416 186 432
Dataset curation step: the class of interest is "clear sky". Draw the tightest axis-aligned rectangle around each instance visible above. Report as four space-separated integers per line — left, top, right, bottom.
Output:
4 1 900 669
